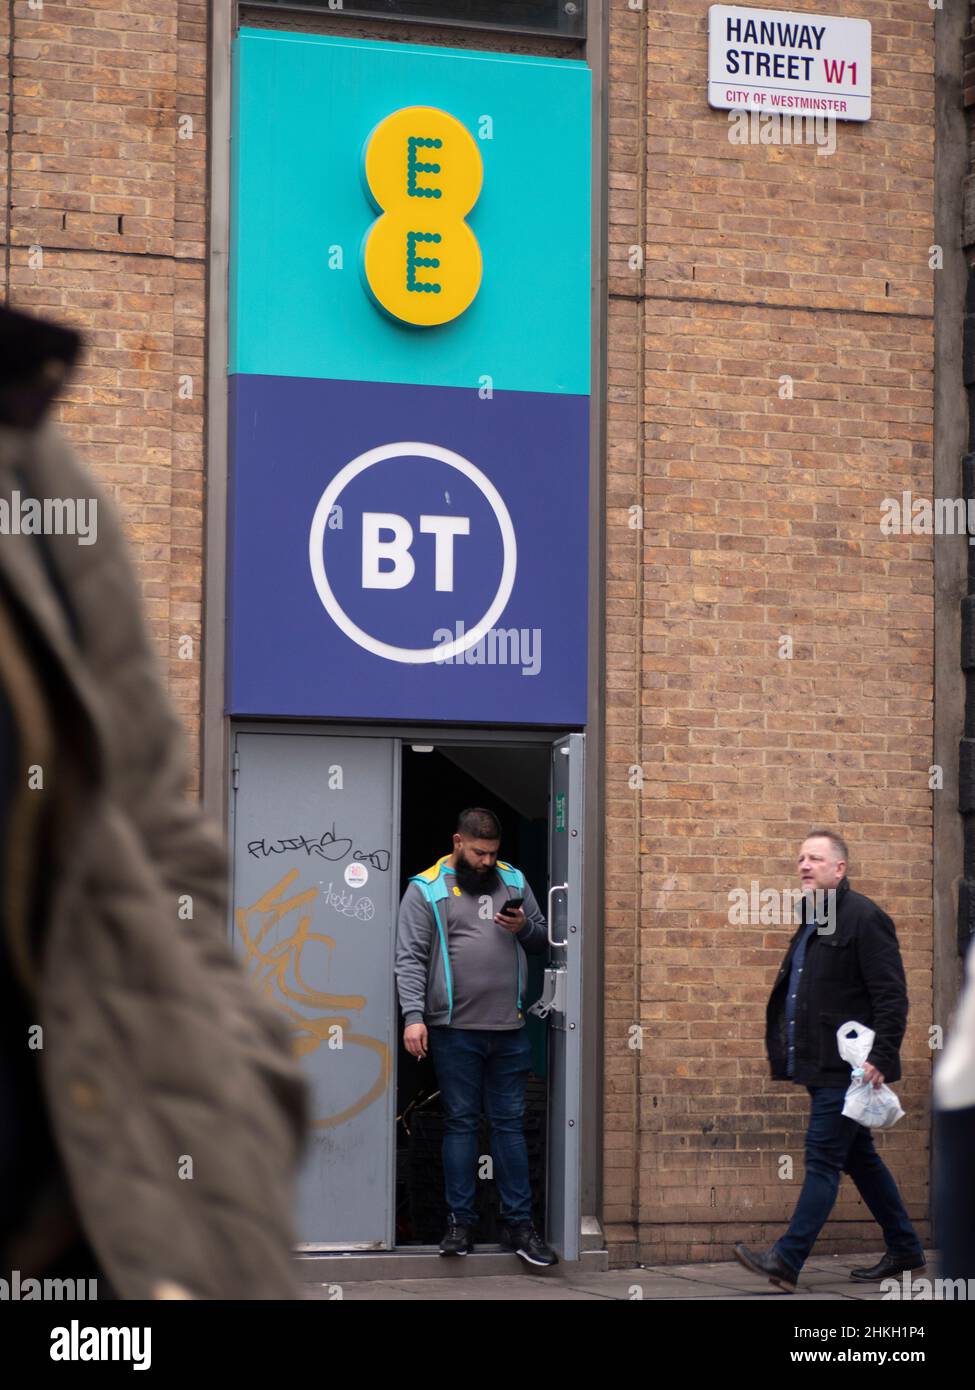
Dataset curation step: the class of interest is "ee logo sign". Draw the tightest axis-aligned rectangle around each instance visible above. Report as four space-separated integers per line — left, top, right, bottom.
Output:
309 443 517 664
362 106 483 327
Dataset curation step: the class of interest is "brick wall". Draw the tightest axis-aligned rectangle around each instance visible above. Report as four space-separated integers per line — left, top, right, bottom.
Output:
0 0 208 768
604 0 936 1264
5 0 941 1267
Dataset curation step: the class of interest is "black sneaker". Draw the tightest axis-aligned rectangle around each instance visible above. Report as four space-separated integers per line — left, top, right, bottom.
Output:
498 1221 559 1267
439 1216 473 1256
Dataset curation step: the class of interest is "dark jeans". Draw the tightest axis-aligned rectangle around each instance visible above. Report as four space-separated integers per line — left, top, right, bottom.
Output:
427 1025 534 1228
774 1085 923 1278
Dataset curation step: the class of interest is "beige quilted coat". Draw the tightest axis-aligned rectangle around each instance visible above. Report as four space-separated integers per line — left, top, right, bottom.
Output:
0 417 307 1299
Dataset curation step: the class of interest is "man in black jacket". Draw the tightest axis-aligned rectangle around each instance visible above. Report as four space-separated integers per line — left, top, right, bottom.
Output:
734 830 925 1292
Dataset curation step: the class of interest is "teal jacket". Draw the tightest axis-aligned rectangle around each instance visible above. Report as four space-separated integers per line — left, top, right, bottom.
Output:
394 855 548 1026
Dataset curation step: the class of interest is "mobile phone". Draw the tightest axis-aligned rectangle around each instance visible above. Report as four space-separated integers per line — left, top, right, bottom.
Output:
502 896 524 912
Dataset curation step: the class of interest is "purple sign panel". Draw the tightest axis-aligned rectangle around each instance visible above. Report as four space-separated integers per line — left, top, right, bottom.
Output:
228 375 589 724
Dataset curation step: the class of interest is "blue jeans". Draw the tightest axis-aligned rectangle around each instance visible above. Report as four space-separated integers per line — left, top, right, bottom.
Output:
427 1025 534 1228
774 1085 923 1277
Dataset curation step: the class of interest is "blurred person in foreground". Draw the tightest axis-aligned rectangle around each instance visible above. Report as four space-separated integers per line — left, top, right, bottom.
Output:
933 936 975 1281
0 303 306 1299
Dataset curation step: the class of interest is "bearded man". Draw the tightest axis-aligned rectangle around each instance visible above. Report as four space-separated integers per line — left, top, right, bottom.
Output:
395 807 555 1265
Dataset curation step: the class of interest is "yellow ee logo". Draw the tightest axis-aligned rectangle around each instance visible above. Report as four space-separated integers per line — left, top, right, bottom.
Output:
362 106 483 328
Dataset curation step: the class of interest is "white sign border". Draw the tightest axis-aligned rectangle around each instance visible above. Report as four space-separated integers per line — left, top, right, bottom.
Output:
707 4 872 123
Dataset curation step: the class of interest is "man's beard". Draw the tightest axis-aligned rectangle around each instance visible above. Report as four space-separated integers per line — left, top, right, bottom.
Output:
454 855 498 896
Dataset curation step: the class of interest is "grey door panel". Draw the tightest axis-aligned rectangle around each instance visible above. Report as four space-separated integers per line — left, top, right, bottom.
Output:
230 732 398 1248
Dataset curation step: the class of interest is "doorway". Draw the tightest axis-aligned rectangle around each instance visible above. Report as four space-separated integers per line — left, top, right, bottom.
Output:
395 743 551 1246
228 726 585 1256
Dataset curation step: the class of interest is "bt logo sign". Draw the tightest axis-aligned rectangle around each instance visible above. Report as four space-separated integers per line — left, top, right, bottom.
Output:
309 443 516 664
361 513 470 592
361 106 483 327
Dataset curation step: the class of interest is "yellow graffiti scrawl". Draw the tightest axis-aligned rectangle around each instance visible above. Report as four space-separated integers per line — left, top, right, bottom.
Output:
236 869 390 1128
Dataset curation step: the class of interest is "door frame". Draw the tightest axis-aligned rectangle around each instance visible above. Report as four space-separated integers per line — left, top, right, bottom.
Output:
205 2 608 1251
547 732 586 1259
228 719 601 1253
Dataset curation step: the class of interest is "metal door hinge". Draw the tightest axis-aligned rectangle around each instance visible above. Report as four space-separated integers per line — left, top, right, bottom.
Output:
232 750 240 790
529 966 566 1019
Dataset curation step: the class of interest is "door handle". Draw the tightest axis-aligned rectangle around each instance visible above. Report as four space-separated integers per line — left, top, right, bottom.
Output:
547 882 569 947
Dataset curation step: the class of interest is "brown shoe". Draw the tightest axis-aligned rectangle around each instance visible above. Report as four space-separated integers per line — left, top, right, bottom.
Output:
733 1242 798 1293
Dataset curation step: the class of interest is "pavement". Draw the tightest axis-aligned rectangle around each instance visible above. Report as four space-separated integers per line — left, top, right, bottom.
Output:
302 1249 934 1300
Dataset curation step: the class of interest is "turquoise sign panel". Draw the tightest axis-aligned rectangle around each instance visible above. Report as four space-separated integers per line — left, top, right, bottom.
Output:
230 29 591 395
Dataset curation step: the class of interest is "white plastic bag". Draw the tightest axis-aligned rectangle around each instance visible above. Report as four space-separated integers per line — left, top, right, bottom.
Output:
836 1020 905 1129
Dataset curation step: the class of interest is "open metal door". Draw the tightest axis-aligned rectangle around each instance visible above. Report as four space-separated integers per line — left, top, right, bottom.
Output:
546 732 585 1260
230 731 399 1249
